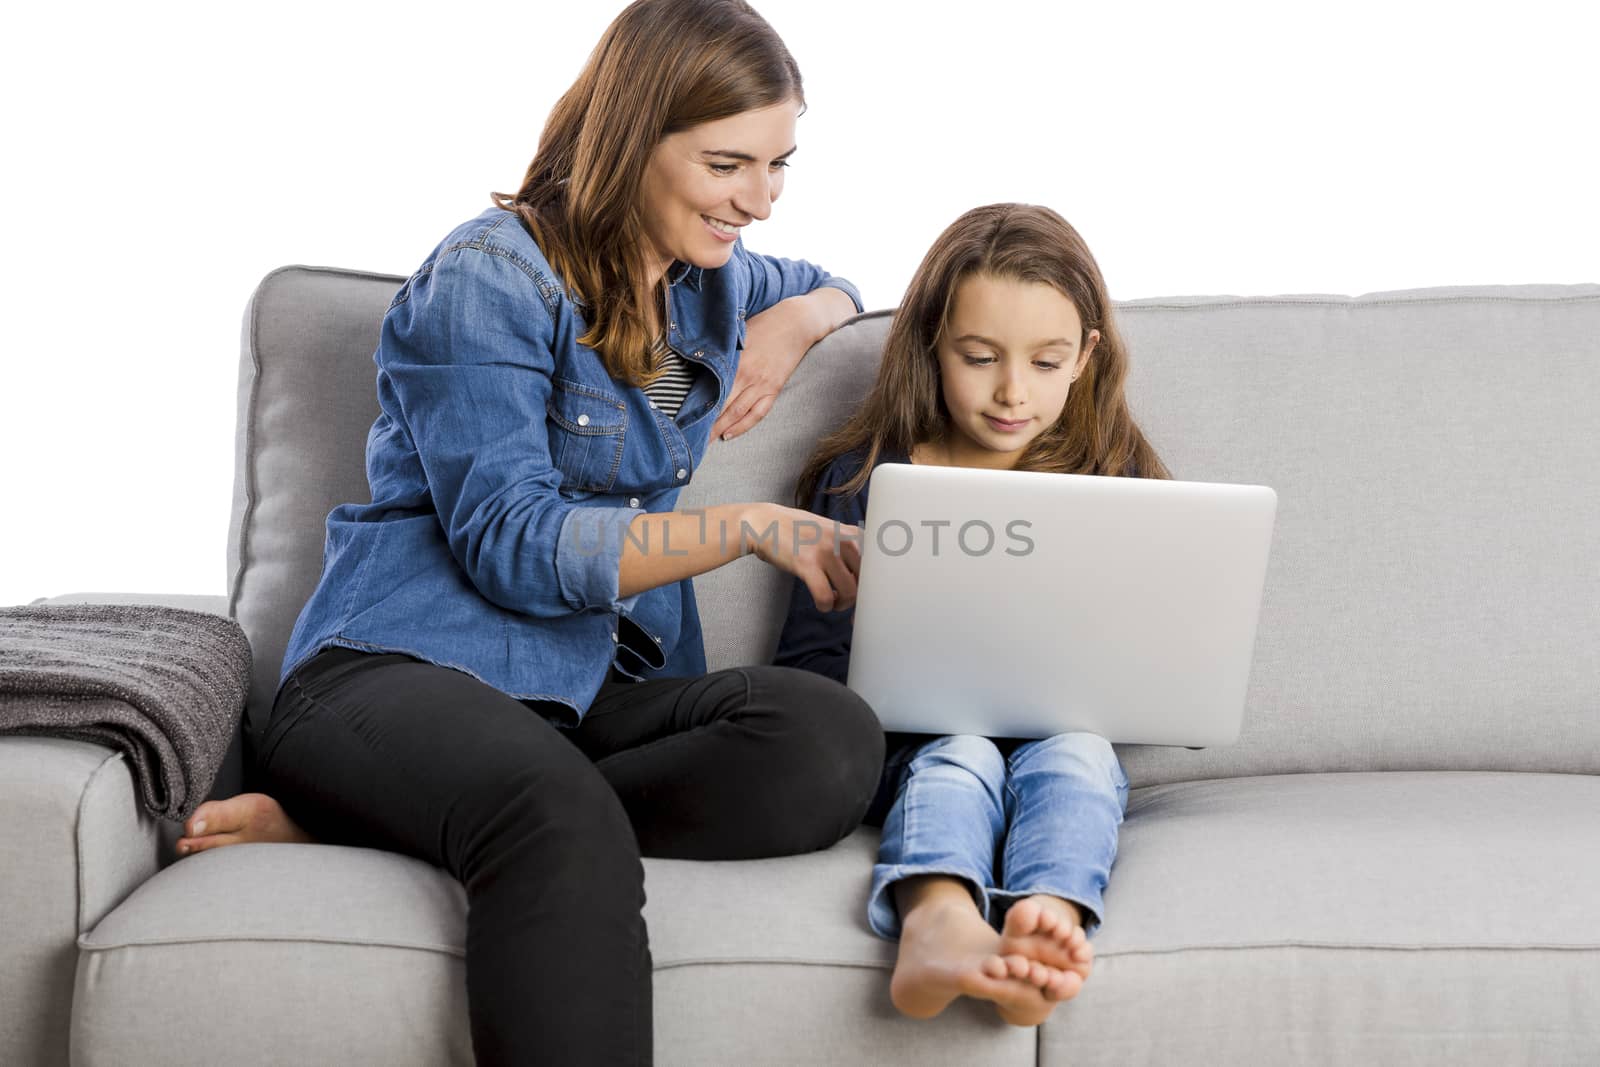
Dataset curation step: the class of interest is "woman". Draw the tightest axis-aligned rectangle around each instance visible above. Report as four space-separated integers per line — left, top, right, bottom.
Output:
178 2 882 1062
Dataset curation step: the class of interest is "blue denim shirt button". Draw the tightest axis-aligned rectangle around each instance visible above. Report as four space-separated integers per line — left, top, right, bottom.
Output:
610 631 619 643
577 413 590 426
676 468 687 480
629 497 640 508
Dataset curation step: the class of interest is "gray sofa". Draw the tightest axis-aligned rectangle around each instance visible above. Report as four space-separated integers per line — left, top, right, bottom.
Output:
4 268 1597 1065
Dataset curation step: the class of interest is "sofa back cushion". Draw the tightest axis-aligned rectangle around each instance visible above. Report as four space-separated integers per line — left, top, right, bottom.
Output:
232 271 1600 783
228 267 394 740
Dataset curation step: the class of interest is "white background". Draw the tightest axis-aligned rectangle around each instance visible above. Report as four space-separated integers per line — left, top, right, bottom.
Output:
3 0 1596 608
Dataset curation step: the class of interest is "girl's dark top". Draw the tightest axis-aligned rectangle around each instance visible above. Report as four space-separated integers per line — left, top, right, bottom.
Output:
772 444 909 685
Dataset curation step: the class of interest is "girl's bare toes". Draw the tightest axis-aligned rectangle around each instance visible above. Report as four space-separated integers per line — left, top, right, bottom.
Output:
1045 968 1085 1002
999 900 1078 971
994 985 1056 1028
1006 897 1043 938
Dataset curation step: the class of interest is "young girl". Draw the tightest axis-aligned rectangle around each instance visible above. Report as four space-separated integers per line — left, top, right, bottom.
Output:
775 202 1170 1028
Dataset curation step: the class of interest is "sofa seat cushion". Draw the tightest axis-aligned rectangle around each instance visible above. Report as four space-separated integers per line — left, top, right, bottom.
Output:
72 835 1034 1066
1042 771 1600 1064
72 771 1598 1065
73 844 473 1066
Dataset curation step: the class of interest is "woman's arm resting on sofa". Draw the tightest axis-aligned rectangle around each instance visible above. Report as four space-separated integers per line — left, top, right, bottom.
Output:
713 285 861 441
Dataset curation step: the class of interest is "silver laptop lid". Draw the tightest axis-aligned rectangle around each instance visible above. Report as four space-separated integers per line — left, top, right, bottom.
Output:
846 463 1277 747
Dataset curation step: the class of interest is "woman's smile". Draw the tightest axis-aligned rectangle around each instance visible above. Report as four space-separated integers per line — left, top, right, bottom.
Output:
701 214 744 242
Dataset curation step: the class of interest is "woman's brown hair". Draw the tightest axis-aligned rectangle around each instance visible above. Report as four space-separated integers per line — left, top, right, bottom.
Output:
796 203 1170 505
491 0 803 386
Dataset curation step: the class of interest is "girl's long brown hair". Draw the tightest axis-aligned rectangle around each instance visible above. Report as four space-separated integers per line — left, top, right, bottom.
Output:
491 0 803 386
797 203 1170 505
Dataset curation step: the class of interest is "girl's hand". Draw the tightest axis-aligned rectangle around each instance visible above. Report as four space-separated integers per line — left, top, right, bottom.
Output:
742 503 863 612
712 288 858 441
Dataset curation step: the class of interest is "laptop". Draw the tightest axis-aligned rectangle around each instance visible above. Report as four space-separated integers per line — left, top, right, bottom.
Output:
845 463 1277 747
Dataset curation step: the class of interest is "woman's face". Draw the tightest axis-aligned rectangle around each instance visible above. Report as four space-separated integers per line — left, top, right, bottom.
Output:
935 273 1099 470
638 98 800 281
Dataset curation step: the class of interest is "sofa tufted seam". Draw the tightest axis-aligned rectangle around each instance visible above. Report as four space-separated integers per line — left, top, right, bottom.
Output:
71 935 1599 968
650 940 1600 971
1115 292 1600 312
77 932 467 957
654 957 890 971
227 275 269 623
1095 940 1600 957
73 749 131 935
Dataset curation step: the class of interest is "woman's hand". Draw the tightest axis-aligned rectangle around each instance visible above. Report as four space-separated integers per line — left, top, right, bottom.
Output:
741 503 863 612
618 501 858 604
712 287 859 441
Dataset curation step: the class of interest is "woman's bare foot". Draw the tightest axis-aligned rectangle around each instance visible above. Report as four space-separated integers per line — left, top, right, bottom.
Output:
889 878 1067 1026
175 793 314 856
996 896 1095 1008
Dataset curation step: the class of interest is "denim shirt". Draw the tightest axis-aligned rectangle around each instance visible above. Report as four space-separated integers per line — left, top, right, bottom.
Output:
279 206 863 723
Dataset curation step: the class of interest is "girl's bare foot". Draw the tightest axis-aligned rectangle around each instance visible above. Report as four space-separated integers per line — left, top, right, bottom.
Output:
175 793 314 856
889 879 1068 1026
996 896 1095 1006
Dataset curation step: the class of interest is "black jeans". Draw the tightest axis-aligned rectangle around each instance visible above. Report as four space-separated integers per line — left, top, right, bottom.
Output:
254 647 884 1066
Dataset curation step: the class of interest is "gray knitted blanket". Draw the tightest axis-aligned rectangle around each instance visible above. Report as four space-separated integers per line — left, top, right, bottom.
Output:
0 604 250 820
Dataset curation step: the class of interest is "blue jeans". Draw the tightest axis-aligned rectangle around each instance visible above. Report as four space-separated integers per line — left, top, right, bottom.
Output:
868 732 1130 940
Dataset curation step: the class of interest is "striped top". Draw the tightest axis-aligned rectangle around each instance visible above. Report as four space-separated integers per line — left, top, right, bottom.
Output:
642 337 697 418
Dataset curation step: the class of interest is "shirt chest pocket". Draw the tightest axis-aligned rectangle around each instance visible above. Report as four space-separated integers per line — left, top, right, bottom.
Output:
547 378 627 493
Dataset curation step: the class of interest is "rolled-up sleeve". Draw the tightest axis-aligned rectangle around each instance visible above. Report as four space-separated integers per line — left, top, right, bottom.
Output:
735 239 863 319
380 248 639 618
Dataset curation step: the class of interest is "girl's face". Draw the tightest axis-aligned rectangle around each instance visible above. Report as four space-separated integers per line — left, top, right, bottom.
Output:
638 99 800 283
934 273 1100 470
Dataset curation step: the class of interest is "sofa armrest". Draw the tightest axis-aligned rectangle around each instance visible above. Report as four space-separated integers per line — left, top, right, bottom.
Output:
23 591 244 801
0 737 160 1066
31 591 231 617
